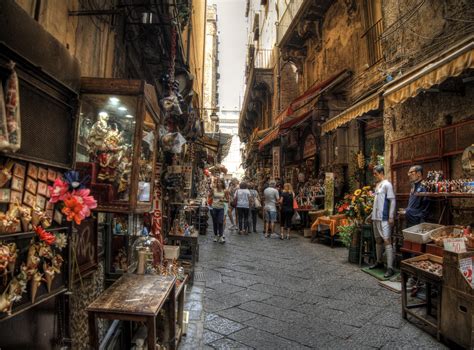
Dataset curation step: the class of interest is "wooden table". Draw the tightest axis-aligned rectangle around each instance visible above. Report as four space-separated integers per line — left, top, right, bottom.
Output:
168 231 199 284
87 274 176 350
311 215 349 247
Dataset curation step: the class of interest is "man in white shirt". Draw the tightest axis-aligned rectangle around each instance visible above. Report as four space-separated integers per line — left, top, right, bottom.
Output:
263 180 280 238
370 165 396 278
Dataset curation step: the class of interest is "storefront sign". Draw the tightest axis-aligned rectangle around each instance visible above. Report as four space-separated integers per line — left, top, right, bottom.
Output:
152 162 163 241
72 218 98 282
272 147 280 179
324 172 335 215
303 134 316 159
443 238 467 253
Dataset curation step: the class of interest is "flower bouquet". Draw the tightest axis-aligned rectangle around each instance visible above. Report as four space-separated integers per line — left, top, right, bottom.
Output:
48 171 97 225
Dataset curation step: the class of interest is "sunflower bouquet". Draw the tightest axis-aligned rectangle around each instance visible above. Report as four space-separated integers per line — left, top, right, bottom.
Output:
336 186 374 223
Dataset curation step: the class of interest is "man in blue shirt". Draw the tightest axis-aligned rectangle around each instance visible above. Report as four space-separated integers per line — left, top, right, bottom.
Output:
405 165 431 227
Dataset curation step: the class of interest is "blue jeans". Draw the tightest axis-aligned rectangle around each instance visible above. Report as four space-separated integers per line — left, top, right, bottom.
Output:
211 208 225 236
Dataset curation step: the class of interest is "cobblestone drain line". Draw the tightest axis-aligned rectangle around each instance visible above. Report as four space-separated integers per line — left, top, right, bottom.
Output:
179 219 447 350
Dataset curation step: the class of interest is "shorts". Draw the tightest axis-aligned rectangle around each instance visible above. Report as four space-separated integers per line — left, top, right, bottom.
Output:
265 210 277 222
373 220 391 240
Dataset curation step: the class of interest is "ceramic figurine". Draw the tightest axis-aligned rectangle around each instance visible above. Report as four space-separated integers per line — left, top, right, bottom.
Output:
87 112 110 154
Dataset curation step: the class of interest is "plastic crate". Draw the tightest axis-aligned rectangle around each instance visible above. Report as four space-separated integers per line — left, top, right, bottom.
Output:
402 223 444 244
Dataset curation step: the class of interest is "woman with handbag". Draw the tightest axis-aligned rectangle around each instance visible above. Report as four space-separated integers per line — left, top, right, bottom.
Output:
249 183 261 233
209 179 227 243
234 181 251 235
279 183 295 240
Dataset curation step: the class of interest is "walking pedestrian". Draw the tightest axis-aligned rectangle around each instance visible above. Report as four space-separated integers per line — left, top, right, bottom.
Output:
209 179 227 243
369 165 396 278
234 181 251 234
226 178 239 230
249 183 261 233
263 180 279 238
279 183 295 240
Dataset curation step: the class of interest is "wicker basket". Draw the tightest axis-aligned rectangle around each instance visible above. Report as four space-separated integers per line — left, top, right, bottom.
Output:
430 225 464 247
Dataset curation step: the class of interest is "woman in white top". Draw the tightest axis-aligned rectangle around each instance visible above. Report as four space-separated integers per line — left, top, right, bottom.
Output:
234 181 251 235
209 179 227 243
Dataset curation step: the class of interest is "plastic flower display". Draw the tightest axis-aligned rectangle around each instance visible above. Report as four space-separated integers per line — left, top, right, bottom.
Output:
336 186 374 223
34 226 56 245
48 171 97 225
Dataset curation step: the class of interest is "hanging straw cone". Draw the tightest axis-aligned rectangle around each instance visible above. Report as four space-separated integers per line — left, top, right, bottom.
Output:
43 263 54 293
30 272 42 303
31 210 42 227
20 216 31 232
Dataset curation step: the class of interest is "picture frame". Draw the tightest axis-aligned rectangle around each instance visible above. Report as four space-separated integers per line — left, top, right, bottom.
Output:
37 182 48 196
13 163 26 179
25 177 37 194
47 169 56 182
0 188 10 203
45 209 54 219
46 201 54 210
11 176 24 192
53 210 63 225
10 190 22 204
23 191 36 208
36 195 46 210
38 167 48 182
27 164 38 180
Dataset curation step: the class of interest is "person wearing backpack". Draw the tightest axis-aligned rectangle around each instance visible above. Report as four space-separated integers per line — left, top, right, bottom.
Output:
249 182 261 233
234 181 251 235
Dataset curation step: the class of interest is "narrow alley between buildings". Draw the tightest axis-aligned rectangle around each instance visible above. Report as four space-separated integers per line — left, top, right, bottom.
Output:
179 221 445 350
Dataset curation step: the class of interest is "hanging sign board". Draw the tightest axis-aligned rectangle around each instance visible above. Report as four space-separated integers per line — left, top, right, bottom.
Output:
324 172 334 214
303 134 317 159
272 146 280 179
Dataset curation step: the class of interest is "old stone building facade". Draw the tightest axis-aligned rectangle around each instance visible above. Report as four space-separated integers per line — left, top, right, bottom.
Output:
240 0 473 214
203 4 219 133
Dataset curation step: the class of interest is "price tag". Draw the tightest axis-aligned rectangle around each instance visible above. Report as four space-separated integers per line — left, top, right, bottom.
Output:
443 238 467 253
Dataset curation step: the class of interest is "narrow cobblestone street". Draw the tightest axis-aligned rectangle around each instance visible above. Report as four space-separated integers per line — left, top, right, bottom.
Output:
179 220 447 349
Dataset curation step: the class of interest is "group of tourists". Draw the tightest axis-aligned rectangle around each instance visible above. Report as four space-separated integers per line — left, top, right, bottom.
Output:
208 177 298 242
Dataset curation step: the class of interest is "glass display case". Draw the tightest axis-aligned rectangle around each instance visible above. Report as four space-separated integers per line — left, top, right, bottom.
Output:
76 78 160 213
104 213 144 281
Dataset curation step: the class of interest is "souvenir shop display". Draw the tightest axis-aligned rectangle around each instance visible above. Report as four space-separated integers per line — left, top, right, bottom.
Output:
76 78 160 213
421 170 473 194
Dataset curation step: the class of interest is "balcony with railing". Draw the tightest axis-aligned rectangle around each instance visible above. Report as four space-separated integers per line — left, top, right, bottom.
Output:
362 18 383 66
245 47 274 81
277 0 304 46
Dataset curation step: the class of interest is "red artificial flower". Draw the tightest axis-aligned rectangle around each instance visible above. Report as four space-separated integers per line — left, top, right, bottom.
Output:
34 226 56 245
48 178 69 203
72 189 97 219
61 195 85 225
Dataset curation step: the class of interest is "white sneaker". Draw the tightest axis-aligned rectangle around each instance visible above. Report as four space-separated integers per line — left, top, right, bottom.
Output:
213 236 218 242
220 236 226 244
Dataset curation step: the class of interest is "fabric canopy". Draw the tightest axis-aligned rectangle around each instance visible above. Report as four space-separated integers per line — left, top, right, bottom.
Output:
280 110 312 131
384 39 474 108
321 93 380 134
258 127 279 151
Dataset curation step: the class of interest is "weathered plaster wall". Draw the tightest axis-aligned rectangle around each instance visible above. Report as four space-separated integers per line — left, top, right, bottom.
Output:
15 0 116 78
383 86 474 176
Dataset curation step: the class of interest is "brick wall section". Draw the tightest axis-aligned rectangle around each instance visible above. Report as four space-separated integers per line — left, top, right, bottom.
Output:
279 62 299 112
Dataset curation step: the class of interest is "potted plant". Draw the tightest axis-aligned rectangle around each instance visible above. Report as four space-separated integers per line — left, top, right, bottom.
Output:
336 186 374 263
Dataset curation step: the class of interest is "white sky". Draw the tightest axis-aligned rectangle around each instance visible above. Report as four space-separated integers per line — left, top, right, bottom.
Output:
208 0 247 110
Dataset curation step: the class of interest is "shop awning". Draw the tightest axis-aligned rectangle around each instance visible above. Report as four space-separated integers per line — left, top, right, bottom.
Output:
384 38 474 108
321 92 381 134
258 127 279 151
289 70 351 112
280 110 312 131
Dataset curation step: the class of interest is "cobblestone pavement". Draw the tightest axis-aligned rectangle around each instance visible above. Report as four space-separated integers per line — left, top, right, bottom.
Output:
179 219 446 349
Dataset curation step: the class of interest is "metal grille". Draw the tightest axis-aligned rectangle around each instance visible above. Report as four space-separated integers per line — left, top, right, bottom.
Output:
18 81 75 167
363 18 384 66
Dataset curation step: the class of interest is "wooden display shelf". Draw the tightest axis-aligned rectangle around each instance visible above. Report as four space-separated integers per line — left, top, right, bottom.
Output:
415 192 474 199
0 287 67 322
0 226 69 240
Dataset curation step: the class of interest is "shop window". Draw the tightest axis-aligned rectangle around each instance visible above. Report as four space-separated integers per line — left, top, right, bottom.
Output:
362 0 383 66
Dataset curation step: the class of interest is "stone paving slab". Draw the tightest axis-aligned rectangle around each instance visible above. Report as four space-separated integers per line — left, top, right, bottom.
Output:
179 219 447 349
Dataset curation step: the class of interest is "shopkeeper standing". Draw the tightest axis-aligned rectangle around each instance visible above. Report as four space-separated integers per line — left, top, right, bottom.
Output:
370 165 396 278
405 165 431 227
